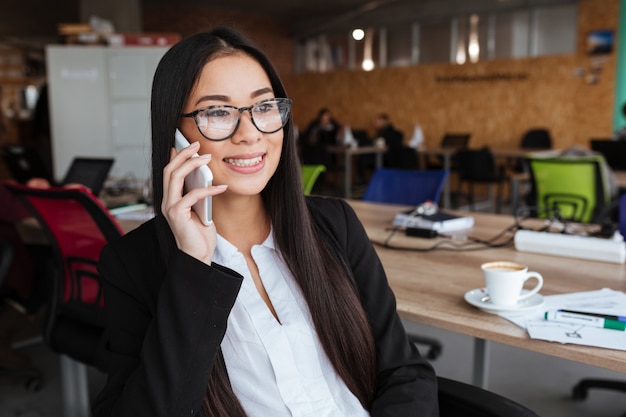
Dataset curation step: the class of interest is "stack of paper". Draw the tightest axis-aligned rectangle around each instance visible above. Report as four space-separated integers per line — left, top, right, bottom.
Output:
499 288 626 351
393 210 474 233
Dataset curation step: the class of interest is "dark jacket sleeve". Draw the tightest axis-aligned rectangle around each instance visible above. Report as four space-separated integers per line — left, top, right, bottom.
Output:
92 220 243 417
308 197 439 417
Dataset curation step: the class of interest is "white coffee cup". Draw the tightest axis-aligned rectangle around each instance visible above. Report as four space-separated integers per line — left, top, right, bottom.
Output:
481 261 543 307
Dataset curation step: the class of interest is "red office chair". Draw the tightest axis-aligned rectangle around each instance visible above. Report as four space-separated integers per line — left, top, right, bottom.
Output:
3 181 124 417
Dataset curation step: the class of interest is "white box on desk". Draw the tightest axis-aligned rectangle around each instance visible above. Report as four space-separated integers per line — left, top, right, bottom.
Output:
514 229 626 264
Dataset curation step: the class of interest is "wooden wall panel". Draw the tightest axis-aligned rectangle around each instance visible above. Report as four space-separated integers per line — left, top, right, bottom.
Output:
142 0 618 151
291 0 619 151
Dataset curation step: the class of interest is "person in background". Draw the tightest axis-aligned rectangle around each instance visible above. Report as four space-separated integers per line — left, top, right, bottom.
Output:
300 107 340 169
303 107 340 147
375 113 404 150
93 26 438 417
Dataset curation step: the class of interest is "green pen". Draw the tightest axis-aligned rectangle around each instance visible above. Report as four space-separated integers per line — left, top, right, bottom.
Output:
544 310 626 331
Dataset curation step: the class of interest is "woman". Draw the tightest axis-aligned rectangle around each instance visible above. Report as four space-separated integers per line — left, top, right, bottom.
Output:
93 26 438 417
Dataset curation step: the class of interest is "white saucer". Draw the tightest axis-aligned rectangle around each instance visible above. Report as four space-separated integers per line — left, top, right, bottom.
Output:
464 288 545 314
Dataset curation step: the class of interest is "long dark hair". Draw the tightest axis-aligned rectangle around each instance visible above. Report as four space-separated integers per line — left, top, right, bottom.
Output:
150 26 376 416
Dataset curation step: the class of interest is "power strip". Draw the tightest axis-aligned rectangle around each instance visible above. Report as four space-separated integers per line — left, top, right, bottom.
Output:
514 229 626 264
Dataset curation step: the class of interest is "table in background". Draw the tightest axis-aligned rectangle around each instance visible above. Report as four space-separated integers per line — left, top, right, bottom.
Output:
418 147 553 210
347 199 626 388
326 145 386 199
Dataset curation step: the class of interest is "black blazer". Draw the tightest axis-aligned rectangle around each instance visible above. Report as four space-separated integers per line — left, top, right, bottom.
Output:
92 196 438 417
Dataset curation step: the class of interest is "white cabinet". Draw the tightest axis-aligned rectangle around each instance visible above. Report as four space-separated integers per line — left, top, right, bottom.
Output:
46 45 169 182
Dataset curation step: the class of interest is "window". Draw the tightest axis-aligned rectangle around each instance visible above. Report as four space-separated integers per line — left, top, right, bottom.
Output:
295 2 578 72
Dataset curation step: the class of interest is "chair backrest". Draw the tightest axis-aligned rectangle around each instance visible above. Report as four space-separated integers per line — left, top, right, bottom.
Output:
590 138 626 170
438 376 540 417
3 181 124 370
520 128 552 149
301 164 326 195
362 168 449 206
440 133 471 149
526 155 610 223
385 146 420 170
455 147 498 180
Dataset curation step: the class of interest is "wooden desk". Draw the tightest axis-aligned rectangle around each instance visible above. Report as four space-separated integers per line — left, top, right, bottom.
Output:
346 199 626 387
327 145 386 199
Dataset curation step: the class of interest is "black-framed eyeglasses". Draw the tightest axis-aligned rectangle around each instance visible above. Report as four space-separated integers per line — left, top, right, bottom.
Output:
181 97 292 141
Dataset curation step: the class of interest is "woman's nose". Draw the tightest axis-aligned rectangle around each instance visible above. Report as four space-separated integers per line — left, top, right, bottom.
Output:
231 111 260 143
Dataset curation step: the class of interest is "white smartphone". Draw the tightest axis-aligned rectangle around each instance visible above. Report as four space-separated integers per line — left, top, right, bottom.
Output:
174 129 213 226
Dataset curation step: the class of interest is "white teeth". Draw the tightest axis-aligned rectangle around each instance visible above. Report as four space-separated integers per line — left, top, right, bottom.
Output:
225 156 263 167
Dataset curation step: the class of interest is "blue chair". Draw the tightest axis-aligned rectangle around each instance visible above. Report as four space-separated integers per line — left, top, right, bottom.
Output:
362 168 449 207
362 168 449 360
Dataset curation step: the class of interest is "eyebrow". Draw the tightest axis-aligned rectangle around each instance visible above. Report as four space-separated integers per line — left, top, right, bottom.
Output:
193 87 274 107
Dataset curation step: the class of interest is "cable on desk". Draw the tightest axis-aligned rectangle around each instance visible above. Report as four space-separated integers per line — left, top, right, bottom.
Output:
372 223 519 252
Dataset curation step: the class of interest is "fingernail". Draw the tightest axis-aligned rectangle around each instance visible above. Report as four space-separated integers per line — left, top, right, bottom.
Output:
199 154 212 159
214 184 228 189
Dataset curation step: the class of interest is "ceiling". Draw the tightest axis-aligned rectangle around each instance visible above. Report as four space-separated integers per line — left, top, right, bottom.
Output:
149 0 578 37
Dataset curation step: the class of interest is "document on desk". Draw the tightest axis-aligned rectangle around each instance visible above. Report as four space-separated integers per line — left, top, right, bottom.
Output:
499 288 626 351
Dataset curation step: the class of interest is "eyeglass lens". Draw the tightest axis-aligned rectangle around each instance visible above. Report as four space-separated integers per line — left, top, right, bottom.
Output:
193 98 291 141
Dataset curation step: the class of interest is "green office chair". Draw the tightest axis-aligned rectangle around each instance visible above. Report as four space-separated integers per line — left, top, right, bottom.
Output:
525 155 611 223
301 164 326 196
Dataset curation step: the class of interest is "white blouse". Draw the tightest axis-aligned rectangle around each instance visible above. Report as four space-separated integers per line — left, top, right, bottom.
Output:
213 232 369 417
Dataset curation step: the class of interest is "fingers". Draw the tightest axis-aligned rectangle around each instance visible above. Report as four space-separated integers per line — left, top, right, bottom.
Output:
162 141 225 224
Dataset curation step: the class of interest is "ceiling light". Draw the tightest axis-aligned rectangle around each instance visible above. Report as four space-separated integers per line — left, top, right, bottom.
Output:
362 58 374 71
352 29 365 41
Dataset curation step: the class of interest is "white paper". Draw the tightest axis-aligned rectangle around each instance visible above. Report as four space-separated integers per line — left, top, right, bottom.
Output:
499 288 626 350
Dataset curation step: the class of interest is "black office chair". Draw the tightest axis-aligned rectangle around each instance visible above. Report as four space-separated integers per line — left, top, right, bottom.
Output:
520 128 553 149
4 182 125 415
0 238 43 391
513 128 553 173
455 147 507 213
438 376 541 417
385 146 420 170
426 132 471 170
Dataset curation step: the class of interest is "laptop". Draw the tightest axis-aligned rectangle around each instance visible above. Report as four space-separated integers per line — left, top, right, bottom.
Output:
62 157 114 196
590 139 626 171
3 145 114 196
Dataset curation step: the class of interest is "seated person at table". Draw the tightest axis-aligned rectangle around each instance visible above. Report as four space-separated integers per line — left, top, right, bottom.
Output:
93 26 438 417
300 107 340 167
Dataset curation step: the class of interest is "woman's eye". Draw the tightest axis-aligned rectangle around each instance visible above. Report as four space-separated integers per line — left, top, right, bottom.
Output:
205 108 231 118
255 103 276 114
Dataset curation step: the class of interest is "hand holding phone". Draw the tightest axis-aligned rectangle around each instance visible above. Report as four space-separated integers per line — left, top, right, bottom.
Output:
174 129 213 226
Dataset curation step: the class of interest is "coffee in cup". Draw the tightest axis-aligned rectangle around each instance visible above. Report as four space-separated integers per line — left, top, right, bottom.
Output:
481 261 543 307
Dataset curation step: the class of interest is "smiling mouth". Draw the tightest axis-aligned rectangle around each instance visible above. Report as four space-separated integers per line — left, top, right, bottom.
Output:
224 155 263 167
